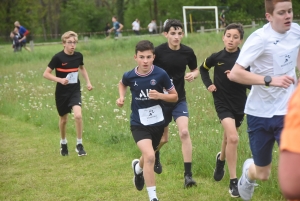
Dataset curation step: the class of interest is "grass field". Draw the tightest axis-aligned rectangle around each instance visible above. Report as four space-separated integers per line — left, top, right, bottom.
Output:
0 29 285 201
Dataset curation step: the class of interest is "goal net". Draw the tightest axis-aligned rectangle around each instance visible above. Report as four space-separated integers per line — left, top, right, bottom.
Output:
182 6 219 37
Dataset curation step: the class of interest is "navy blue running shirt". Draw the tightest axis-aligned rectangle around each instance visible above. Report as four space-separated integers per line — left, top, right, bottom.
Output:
121 65 175 126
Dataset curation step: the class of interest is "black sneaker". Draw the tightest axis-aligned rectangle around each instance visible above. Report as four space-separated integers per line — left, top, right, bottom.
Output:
131 159 144 191
151 199 159 201
214 152 225 181
75 144 87 156
184 174 197 188
60 143 68 156
229 179 240 198
154 151 162 174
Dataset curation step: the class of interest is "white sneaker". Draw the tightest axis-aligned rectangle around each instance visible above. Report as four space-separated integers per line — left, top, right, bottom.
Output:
238 158 257 201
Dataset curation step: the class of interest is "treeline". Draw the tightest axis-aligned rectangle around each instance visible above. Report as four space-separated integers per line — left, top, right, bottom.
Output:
1 0 299 42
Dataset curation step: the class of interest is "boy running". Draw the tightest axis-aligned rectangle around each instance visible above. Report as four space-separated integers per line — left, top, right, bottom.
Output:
153 19 199 188
200 23 249 198
229 0 300 200
116 40 178 201
43 31 93 157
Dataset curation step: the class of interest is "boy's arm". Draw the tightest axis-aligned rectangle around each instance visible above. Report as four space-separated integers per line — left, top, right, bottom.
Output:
117 81 127 107
148 88 178 103
79 65 93 91
184 68 199 82
199 61 213 88
229 63 294 88
279 151 300 199
118 23 124 31
297 48 300 72
43 67 68 85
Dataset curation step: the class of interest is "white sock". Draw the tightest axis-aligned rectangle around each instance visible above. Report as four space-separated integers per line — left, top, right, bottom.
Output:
135 162 143 175
77 138 82 145
60 139 67 144
147 186 157 201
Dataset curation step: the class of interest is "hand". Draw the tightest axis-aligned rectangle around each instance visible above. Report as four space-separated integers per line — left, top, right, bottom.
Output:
224 70 230 79
271 75 295 88
207 84 217 92
116 98 124 107
148 90 160 100
184 72 195 82
60 78 69 85
86 83 93 91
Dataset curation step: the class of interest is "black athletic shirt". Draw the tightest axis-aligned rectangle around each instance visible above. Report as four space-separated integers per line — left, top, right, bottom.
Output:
154 43 197 101
48 51 83 95
199 48 248 114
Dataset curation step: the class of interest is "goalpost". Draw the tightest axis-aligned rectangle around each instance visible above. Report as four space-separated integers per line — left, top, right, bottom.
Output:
182 6 219 37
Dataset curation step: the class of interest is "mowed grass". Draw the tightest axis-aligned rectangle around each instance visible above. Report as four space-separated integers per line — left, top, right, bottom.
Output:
0 30 284 201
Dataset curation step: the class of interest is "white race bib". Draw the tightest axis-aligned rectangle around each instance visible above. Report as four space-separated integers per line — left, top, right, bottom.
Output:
66 72 78 84
273 48 298 75
138 105 164 125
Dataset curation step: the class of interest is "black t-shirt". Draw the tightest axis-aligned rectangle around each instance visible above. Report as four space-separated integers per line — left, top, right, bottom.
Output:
199 48 248 114
153 43 197 101
48 51 83 95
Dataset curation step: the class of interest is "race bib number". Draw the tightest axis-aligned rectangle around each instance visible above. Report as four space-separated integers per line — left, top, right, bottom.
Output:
273 48 298 75
66 72 78 84
138 105 164 125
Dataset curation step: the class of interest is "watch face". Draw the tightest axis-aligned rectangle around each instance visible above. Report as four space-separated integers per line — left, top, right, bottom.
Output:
265 76 271 83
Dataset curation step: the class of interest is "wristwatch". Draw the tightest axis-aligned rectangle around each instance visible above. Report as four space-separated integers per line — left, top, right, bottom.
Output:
264 76 272 86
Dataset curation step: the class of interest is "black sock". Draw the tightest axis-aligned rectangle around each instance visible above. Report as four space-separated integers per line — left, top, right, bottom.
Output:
155 151 160 160
184 162 192 176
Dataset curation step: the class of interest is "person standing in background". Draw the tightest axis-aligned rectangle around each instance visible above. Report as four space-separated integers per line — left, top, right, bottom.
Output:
14 21 31 51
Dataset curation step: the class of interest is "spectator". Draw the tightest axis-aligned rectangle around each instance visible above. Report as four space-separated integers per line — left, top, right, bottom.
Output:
220 10 226 28
132 19 140 35
14 21 31 51
104 23 111 38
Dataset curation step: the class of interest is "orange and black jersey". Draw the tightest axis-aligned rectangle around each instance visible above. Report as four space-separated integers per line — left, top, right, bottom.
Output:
200 48 249 114
48 51 83 94
154 43 197 101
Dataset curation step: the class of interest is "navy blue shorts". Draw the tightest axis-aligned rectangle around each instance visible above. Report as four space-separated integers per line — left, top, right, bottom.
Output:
130 125 164 150
247 115 283 167
163 99 189 126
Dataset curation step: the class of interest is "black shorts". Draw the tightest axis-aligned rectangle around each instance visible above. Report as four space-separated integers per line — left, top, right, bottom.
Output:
130 125 164 150
218 111 244 128
55 91 81 116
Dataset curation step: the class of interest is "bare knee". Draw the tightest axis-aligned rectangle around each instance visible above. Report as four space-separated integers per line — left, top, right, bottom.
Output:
179 129 189 140
60 117 68 125
144 153 155 165
74 113 82 121
227 134 239 145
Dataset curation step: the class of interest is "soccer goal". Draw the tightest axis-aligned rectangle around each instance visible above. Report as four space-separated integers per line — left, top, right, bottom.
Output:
182 6 219 37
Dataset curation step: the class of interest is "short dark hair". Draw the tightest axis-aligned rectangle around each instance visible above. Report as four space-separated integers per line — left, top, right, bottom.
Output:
224 23 244 39
135 40 155 54
163 19 183 33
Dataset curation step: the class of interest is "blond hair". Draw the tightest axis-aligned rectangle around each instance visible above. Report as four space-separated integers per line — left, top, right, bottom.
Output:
61 31 78 43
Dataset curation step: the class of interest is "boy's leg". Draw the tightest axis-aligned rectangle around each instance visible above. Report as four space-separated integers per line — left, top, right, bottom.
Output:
221 118 239 198
59 114 68 156
238 115 282 200
137 139 156 187
154 126 168 174
73 105 82 139
214 132 226 181
154 106 172 174
221 118 238 179
175 116 196 188
72 105 87 156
